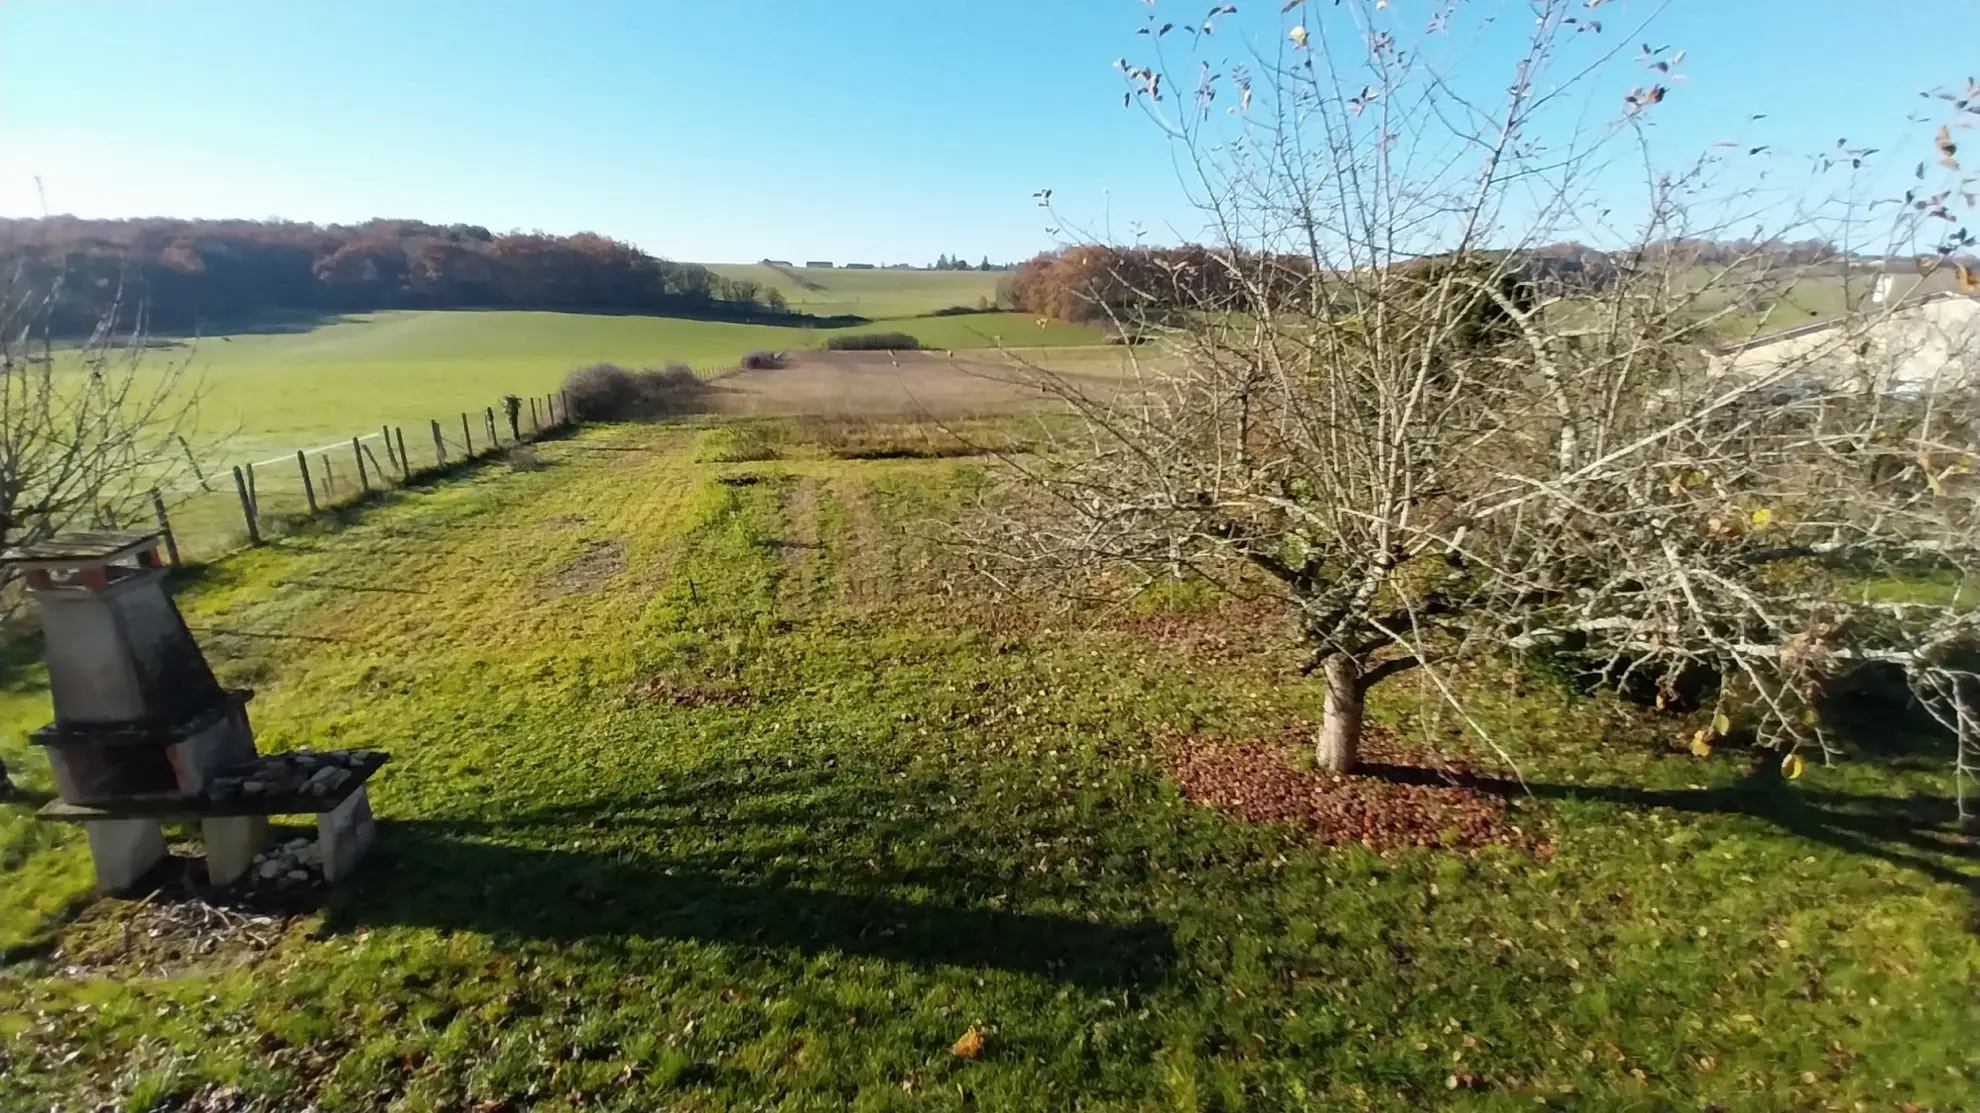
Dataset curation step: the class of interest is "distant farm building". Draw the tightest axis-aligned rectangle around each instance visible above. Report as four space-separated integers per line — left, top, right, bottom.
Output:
843 262 876 270
804 261 835 269
1710 292 1980 397
763 259 793 267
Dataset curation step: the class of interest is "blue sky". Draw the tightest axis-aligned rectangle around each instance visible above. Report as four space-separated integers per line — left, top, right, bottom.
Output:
2 0 1976 263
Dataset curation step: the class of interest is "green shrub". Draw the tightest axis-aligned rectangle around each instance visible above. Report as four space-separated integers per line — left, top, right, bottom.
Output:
561 362 710 420
822 331 922 352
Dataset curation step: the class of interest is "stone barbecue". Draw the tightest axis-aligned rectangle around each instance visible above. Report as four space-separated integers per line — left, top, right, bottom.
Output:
3 531 389 892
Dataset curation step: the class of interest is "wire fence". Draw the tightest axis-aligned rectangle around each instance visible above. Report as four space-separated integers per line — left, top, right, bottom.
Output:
148 390 577 563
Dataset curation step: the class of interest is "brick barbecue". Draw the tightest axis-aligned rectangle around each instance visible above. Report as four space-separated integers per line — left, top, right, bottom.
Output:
3 531 388 892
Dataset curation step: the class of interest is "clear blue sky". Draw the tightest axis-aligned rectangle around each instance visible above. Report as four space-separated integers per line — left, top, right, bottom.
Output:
2 0 1975 263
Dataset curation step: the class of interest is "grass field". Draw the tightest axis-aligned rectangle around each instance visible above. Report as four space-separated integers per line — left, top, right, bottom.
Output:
121 306 1104 558
707 265 1005 320
2 415 1975 1112
169 309 1101 467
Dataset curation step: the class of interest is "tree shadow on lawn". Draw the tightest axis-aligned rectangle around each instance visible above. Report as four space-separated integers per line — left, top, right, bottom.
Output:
322 764 1175 989
1365 762 1980 895
329 825 1172 989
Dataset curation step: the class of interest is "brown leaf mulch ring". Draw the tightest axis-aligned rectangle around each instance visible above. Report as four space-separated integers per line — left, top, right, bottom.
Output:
1165 726 1541 853
633 675 755 710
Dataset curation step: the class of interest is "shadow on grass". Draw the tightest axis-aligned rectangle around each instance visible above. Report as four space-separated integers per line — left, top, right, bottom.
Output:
1364 762 1980 892
325 761 1175 989
331 822 1172 988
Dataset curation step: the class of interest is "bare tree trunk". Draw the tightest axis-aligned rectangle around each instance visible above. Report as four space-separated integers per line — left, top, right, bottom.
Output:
1317 653 1364 774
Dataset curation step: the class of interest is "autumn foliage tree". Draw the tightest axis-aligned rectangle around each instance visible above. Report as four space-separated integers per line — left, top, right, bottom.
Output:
0 217 784 334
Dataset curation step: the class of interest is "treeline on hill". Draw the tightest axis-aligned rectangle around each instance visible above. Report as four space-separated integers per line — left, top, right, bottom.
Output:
993 244 1615 324
0 217 795 334
994 239 1922 324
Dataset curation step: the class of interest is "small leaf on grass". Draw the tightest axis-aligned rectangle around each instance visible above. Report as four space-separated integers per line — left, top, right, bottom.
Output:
1782 753 1805 780
1750 507 1772 529
1689 731 1713 758
952 1026 987 1059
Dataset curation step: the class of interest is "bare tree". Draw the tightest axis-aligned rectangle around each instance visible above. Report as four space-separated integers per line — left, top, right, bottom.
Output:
966 0 1980 815
0 265 207 604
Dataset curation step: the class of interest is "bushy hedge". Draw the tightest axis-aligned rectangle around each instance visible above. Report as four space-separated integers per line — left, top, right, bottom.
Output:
739 349 787 370
822 331 922 352
561 362 710 420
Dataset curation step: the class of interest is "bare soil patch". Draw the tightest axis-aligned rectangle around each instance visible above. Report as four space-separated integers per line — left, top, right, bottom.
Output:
40 865 302 978
1165 726 1538 853
544 538 627 595
633 675 754 709
706 350 1113 419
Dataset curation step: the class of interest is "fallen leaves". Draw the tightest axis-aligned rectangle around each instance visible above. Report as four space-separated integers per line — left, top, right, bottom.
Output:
1165 727 1535 853
951 1025 988 1059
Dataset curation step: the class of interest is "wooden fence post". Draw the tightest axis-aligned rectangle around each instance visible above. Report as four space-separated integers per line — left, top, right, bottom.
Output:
297 450 318 514
381 425 400 477
431 419 446 467
232 466 262 545
529 397 540 436
244 461 258 520
394 428 409 477
461 413 474 457
562 390 573 425
486 407 498 446
322 453 336 496
353 437 370 492
149 488 180 567
363 442 386 488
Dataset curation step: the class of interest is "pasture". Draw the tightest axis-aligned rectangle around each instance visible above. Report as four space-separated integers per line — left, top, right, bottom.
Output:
171 309 1104 466
130 307 1106 557
1 396 1975 1111
707 264 1006 319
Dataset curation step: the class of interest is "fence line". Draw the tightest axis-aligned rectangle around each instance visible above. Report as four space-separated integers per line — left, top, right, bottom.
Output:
150 390 576 562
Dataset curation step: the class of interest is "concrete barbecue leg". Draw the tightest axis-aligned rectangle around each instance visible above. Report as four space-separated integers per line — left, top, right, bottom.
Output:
317 786 375 882
84 817 166 893
202 815 269 887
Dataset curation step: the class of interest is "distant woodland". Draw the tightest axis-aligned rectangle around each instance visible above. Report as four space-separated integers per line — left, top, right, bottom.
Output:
0 217 791 333
995 239 1901 324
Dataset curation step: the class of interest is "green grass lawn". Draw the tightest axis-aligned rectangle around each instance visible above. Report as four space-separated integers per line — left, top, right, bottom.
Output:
111 308 1103 557
707 265 1005 319
2 418 1975 1112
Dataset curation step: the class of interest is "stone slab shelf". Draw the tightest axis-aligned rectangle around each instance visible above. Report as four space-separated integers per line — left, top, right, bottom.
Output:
37 750 389 893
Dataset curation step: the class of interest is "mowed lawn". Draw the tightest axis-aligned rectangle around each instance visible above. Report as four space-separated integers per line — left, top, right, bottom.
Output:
2 419 1976 1112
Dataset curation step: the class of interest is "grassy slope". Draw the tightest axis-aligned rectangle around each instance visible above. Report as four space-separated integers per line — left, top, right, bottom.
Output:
174 309 1098 466
707 264 1004 319
2 420 1975 1112
134 308 1100 558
